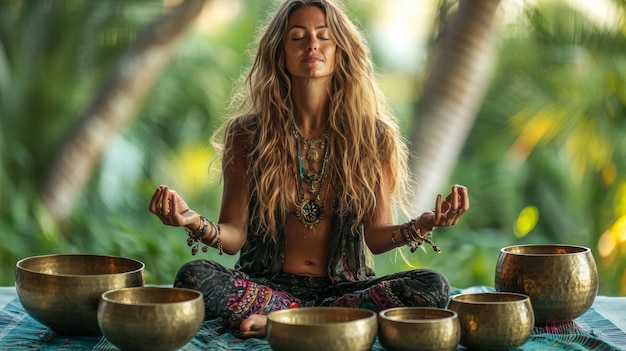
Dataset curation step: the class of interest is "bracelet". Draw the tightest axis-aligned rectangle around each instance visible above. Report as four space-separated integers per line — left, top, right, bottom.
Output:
185 215 208 240
186 216 210 255
185 215 224 256
391 226 399 245
216 224 223 255
402 219 441 253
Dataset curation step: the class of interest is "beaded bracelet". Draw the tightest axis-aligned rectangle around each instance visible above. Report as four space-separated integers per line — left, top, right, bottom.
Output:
216 224 223 255
396 219 441 253
185 215 223 255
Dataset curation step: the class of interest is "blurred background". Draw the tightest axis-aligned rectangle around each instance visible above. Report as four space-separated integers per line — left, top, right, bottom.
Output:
1 0 625 295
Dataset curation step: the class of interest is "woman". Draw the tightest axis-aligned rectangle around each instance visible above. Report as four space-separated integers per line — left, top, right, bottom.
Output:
149 0 469 338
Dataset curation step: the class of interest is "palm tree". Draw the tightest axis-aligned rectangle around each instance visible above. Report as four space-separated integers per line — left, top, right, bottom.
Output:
408 0 502 212
445 0 626 294
40 0 209 222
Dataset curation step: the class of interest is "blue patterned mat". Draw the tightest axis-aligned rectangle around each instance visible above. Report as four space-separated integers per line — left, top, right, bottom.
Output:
1 291 624 350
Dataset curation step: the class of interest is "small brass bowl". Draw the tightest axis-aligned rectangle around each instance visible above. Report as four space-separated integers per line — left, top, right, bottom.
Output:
378 307 460 351
447 292 534 351
15 254 144 335
495 244 598 324
98 287 204 351
266 307 377 351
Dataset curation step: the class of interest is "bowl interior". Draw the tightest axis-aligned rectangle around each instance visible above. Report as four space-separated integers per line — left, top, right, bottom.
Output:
17 254 145 276
379 307 457 323
101 287 202 305
501 244 589 256
268 307 376 325
451 292 530 304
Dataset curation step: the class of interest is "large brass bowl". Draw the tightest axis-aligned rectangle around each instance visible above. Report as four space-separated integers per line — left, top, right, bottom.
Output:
495 244 598 324
378 307 460 351
98 287 204 351
266 307 377 351
15 254 144 335
447 292 534 351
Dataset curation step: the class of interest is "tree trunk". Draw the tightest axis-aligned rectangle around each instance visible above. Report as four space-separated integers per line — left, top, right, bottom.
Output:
41 0 209 222
409 0 502 212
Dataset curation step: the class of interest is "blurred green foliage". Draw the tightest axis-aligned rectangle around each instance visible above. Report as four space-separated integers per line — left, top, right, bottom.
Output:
1 0 625 296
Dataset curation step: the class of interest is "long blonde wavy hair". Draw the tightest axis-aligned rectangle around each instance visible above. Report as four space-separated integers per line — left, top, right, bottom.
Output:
212 0 410 241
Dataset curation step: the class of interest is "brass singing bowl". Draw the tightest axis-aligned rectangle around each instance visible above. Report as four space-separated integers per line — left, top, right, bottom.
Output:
98 287 204 351
378 307 460 351
266 307 377 351
15 254 145 336
495 244 598 324
447 292 534 351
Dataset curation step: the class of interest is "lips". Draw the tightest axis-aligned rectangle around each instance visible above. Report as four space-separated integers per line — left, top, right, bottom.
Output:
302 56 323 63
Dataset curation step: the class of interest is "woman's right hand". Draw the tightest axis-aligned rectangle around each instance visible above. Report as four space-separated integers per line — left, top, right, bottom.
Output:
149 185 200 229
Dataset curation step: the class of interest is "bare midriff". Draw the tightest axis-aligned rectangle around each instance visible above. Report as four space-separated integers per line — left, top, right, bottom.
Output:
282 160 336 277
282 214 332 277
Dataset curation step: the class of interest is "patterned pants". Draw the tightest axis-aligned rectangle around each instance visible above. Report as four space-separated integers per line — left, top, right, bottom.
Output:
174 259 450 322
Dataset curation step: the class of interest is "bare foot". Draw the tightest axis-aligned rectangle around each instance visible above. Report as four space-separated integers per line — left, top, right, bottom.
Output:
239 314 268 338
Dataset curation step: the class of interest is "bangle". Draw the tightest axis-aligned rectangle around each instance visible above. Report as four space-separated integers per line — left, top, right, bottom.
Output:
391 226 399 246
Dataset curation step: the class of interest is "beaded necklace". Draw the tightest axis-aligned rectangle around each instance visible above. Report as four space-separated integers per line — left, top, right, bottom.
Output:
292 127 330 232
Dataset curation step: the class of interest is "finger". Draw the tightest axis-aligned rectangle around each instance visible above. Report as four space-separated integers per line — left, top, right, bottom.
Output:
446 206 467 226
160 186 171 214
460 186 470 211
441 198 451 214
168 193 184 226
434 194 443 224
149 186 163 214
171 192 178 216
451 185 459 211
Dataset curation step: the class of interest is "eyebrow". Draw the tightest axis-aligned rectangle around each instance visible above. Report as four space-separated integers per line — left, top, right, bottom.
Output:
287 24 329 31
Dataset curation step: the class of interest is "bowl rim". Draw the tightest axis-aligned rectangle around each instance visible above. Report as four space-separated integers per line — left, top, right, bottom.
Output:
16 253 145 277
100 286 203 306
500 244 590 256
267 306 377 326
450 292 530 304
378 307 458 322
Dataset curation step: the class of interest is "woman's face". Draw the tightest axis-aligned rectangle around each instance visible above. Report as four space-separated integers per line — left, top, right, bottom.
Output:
283 6 337 79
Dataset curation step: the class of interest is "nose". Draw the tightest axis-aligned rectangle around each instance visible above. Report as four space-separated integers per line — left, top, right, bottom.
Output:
306 36 318 51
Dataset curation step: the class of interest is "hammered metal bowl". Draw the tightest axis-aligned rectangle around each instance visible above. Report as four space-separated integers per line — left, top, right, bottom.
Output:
266 307 377 351
447 292 534 351
378 307 460 351
15 254 145 335
98 287 204 351
495 244 598 324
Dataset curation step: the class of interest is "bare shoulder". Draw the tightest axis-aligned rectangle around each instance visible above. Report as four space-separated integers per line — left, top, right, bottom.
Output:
223 115 258 165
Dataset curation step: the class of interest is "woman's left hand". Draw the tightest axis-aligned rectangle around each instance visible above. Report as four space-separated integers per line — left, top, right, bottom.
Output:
415 184 469 230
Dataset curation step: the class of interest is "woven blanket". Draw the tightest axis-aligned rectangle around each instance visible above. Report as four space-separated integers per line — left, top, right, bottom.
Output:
1 291 624 350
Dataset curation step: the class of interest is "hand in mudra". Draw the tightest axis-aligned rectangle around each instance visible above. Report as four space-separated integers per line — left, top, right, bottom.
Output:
417 184 469 231
149 185 198 228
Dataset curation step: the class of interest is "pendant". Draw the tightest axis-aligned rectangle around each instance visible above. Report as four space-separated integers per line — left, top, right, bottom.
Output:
306 147 319 163
303 171 321 184
296 199 323 229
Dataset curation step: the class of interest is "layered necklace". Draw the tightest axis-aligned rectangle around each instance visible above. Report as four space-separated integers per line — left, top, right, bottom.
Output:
292 126 331 233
